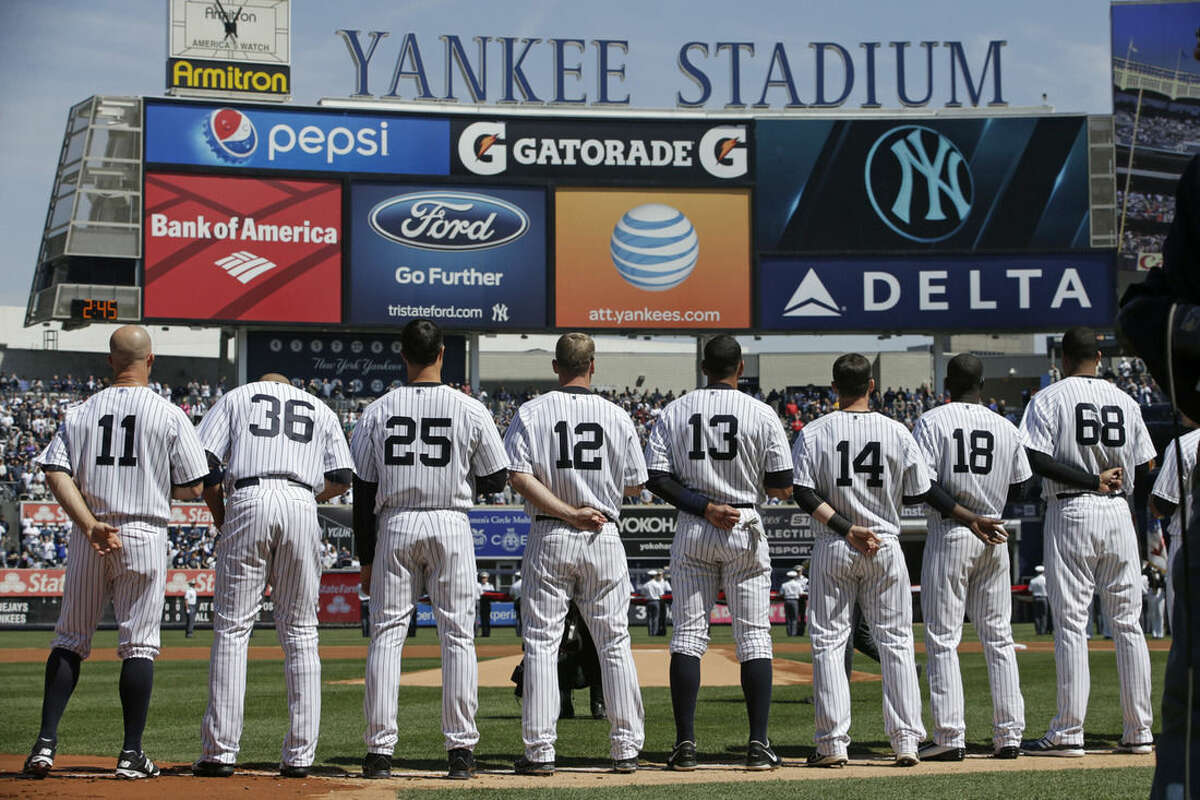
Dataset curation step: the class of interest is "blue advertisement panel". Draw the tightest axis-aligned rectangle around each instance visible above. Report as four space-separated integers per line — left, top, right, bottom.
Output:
348 183 547 328
470 508 531 558
756 117 1091 252
758 252 1114 332
145 100 449 175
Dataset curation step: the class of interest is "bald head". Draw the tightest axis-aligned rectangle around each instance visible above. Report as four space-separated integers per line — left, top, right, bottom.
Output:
108 325 153 375
259 373 290 384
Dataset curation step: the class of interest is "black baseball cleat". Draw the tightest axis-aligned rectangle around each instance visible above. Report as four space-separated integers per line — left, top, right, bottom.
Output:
115 749 160 779
994 746 1020 759
280 763 310 778
192 760 235 777
447 748 475 780
1020 737 1084 757
746 740 782 770
613 755 639 773
591 700 607 719
514 755 555 776
666 740 698 771
1116 740 1154 755
23 738 56 779
917 742 965 762
362 752 392 778
806 751 848 768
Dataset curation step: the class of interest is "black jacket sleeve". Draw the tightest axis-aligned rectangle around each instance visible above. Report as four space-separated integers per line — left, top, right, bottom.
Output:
764 469 792 489
646 470 710 517
793 485 853 535
475 468 508 496
324 468 352 487
1026 449 1100 491
353 476 379 566
904 481 966 517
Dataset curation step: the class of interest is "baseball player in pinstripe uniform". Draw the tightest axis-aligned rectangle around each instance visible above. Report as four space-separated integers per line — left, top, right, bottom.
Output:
351 319 509 781
644 334 792 771
502 332 647 775
792 353 1004 768
1150 425 1198 632
1019 326 1157 757
192 374 353 778
24 326 209 780
911 354 1031 761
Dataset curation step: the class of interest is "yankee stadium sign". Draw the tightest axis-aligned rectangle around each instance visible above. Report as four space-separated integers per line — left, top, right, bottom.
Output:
335 31 1007 110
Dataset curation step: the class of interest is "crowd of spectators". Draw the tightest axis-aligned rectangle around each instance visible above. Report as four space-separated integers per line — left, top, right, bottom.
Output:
1114 106 1200 154
1121 230 1166 258
1119 190 1176 224
0 359 1171 566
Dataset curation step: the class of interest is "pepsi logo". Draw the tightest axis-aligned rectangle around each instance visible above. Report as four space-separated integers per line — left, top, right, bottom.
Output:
609 205 699 291
369 192 529 251
204 108 257 162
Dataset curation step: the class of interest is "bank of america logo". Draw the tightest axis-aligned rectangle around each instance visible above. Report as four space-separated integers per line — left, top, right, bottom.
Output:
783 269 840 317
215 251 278 284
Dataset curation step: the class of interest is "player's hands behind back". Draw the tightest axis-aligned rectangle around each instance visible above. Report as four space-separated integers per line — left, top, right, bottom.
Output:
704 502 741 530
568 506 607 531
1098 467 1123 494
969 516 1008 545
846 525 879 557
87 520 121 556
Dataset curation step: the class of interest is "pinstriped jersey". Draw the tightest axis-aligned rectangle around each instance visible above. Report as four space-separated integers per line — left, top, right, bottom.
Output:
1151 428 1199 541
35 385 209 527
504 388 648 521
644 385 792 506
350 383 507 512
912 402 1032 518
196 381 353 489
1019 376 1156 498
792 410 930 538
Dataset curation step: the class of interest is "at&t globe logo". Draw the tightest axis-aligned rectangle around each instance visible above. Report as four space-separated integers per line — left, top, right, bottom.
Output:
609 205 699 291
864 125 973 243
204 108 258 163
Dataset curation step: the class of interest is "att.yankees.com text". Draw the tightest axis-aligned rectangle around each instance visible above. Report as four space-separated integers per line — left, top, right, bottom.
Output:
586 307 721 324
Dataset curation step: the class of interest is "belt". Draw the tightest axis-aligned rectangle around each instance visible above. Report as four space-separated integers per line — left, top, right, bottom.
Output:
534 513 617 524
730 503 755 509
234 476 313 492
1056 491 1121 500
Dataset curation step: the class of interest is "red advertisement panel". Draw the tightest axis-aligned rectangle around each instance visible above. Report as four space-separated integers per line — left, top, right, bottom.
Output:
143 173 342 323
318 571 362 623
710 602 786 625
21 501 213 527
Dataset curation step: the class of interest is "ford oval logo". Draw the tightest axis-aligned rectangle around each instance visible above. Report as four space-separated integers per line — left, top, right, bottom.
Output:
368 191 529 251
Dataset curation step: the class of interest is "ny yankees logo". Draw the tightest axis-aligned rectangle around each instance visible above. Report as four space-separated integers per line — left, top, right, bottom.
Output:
865 125 974 243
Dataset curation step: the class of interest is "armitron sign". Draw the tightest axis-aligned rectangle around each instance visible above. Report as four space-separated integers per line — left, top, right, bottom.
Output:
168 58 290 96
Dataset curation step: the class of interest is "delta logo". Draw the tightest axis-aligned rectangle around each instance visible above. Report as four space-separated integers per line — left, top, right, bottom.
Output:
204 108 257 162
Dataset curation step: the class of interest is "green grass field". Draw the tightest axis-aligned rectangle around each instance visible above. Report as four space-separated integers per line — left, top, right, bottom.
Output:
0 623 1167 798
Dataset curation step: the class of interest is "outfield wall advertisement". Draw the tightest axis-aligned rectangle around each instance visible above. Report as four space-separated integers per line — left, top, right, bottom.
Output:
554 187 752 329
145 100 449 174
758 252 1114 332
143 173 342 323
347 183 548 327
756 116 1092 253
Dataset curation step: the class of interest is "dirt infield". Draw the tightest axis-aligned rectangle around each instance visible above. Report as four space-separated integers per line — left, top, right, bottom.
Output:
329 647 881 688
0 751 1155 797
0 639 1172 664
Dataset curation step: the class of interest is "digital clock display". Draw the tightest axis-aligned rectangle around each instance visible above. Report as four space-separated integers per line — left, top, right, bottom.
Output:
69 299 119 321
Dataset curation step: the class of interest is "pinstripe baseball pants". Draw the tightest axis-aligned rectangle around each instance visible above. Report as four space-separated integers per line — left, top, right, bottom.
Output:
921 522 1024 749
669 509 772 663
201 482 322 767
809 534 924 756
520 520 644 762
1043 495 1153 745
53 521 166 661
364 509 479 754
